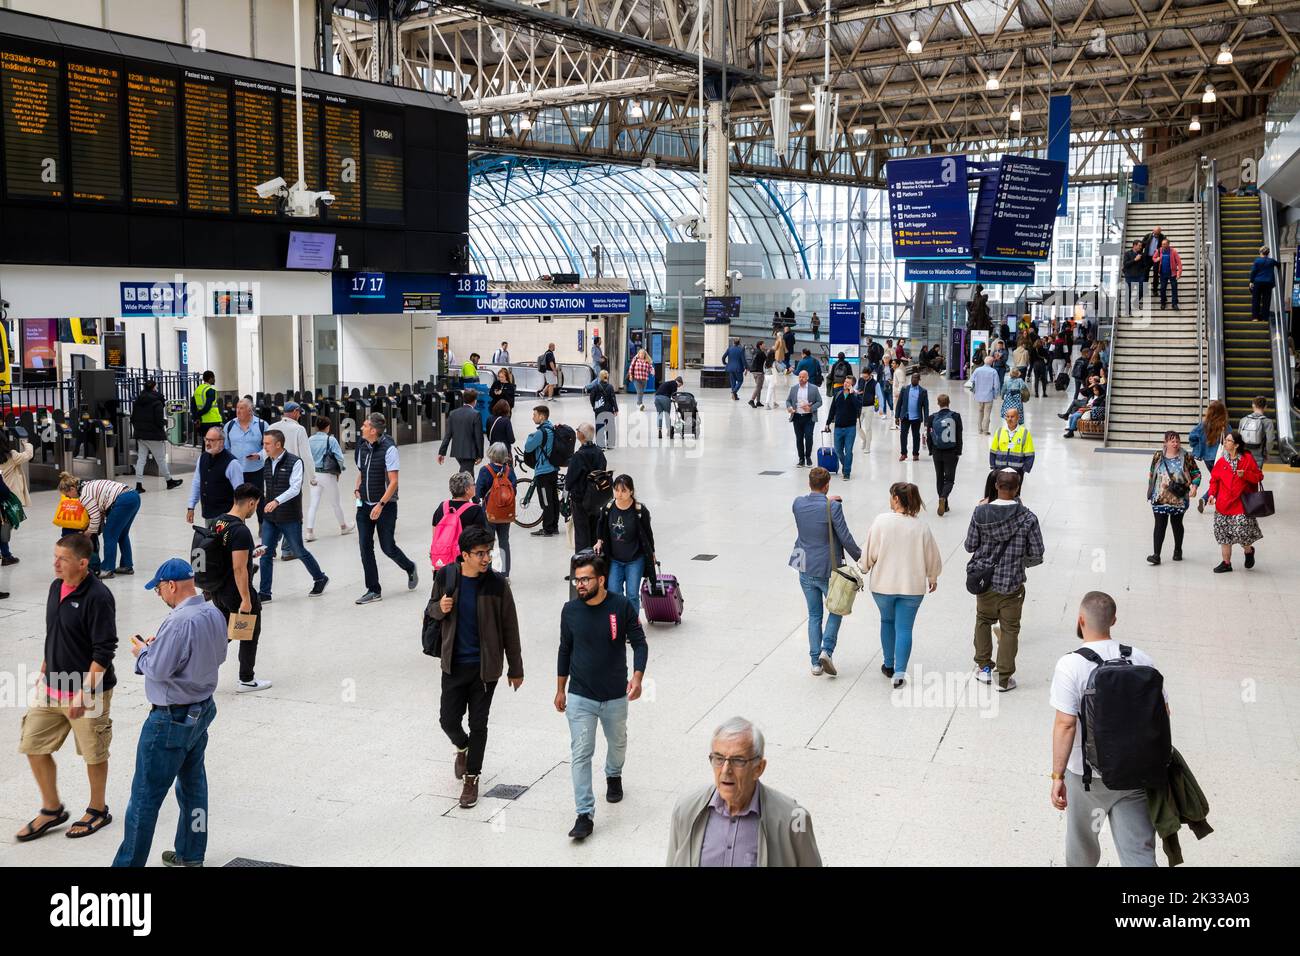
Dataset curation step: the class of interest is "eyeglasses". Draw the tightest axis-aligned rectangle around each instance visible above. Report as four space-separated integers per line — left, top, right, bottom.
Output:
708 753 760 769
468 549 493 560
573 575 598 585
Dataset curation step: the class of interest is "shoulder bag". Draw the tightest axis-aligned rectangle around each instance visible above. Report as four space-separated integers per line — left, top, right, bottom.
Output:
824 500 863 616
966 532 1016 596
1241 476 1274 518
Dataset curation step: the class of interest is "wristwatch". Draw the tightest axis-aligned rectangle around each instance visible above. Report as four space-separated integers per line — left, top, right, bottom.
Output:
1049 772 1065 781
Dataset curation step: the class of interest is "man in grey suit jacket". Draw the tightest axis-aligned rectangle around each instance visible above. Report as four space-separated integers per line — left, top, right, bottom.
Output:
895 372 930 461
788 467 861 675
666 717 822 867
784 369 824 467
437 392 484 473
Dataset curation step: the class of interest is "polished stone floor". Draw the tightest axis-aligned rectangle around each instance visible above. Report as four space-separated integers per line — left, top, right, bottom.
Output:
1 367 1298 866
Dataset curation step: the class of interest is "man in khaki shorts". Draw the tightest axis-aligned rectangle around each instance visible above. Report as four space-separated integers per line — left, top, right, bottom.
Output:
16 534 119 841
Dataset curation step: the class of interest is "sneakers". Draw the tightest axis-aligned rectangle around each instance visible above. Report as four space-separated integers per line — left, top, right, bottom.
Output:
975 665 993 684
0 556 17 567
160 850 203 867
1244 550 1256 569
898 454 907 461
1146 554 1161 565
136 482 147 493
354 590 382 605
97 571 115 580
165 478 183 490
881 664 895 678
114 567 134 575
341 524 355 535
454 747 467 780
568 813 594 840
530 528 549 537
236 679 272 693
459 775 479 809
1213 561 1232 573
281 552 299 562
818 652 837 677
997 677 1018 693
811 664 823 676
606 776 623 803
309 575 329 596
892 675 906 689
407 568 419 590
304 530 316 542
257 593 272 603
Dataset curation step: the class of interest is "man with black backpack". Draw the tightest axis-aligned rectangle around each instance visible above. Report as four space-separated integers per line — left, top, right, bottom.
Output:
925 393 963 516
538 342 560 400
200 483 271 693
565 424 609 553
524 405 562 536
1049 591 1166 867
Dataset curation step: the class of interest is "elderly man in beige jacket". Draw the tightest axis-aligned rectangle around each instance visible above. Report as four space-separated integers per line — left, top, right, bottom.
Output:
666 717 822 867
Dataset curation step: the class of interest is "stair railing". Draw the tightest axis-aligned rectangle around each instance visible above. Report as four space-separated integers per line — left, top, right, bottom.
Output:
1204 159 1225 404
1260 195 1297 461
1101 170 1131 447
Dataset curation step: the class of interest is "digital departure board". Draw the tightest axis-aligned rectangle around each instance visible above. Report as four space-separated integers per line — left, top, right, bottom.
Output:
183 72 230 213
281 91 320 187
322 99 361 222
2 49 64 199
127 69 178 207
234 80 278 216
67 60 122 202
365 112 403 224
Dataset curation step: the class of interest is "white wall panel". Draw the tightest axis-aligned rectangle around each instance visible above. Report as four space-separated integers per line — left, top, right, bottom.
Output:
106 0 184 41
9 0 103 26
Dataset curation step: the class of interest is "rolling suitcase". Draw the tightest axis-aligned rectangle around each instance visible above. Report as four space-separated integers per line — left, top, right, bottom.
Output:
1054 372 1070 391
816 439 838 473
640 567 684 625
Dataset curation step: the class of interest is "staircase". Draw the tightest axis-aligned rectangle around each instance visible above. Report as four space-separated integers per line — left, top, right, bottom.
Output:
1218 196 1273 424
1105 202 1206 449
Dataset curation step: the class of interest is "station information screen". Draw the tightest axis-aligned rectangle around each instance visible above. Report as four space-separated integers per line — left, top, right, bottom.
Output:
183 71 230 213
234 79 278 216
364 112 403 224
322 99 361 222
281 91 320 187
2 49 64 199
126 69 178 207
67 60 121 202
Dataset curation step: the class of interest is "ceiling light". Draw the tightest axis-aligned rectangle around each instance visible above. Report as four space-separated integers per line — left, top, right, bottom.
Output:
1202 83 1216 104
1216 44 1233 66
906 31 923 55
853 150 867 158
1189 116 1201 132
986 75 1000 91
1238 0 1257 6
580 124 595 133
628 101 644 118
799 101 816 112
851 126 871 137
518 115 532 131
1010 103 1022 123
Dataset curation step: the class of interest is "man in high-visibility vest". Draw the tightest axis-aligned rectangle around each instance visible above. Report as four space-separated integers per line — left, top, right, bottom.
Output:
191 371 222 447
989 407 1036 483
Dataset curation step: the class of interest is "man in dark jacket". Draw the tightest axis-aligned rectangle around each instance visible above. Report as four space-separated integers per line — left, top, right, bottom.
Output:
426 525 524 810
827 352 853 395
722 338 746 401
747 341 768 408
895 373 930 461
964 469 1045 692
438 391 485 473
565 424 608 553
131 381 182 492
186 426 244 530
925 393 963 516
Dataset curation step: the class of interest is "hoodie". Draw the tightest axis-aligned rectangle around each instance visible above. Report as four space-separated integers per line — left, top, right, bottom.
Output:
963 500 1045 594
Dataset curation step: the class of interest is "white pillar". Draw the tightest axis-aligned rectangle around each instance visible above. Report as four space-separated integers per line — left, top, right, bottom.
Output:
702 97 730 368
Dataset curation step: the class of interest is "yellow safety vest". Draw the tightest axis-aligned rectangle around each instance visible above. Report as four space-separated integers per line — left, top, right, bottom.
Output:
194 383 222 423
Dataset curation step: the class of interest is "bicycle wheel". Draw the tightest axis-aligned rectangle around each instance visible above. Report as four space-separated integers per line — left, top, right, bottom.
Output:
513 477 543 528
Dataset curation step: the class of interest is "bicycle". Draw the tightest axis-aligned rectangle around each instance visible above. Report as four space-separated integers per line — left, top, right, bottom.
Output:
511 445 569 529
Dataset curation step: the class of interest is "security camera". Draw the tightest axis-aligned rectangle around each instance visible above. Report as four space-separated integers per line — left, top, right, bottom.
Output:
285 186 336 218
256 176 288 200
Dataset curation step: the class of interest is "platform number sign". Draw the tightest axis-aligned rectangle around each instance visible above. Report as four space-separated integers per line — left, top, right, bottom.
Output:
456 276 488 294
348 273 385 298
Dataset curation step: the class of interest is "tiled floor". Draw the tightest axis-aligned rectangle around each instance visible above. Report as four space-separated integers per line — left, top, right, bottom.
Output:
1 367 1298 866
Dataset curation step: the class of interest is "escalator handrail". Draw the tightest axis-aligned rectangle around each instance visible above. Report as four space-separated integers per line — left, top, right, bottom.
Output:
1205 160 1225 404
1260 197 1298 461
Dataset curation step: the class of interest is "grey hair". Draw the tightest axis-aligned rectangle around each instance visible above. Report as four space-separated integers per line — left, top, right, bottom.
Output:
577 422 595 441
712 717 764 758
236 397 253 409
367 412 387 432
487 441 509 465
449 471 474 498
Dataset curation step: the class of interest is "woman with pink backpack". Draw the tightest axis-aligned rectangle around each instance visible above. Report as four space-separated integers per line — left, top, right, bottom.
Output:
430 472 489 571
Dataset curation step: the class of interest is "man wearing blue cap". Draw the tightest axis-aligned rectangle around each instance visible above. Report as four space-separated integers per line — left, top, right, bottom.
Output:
111 558 228 867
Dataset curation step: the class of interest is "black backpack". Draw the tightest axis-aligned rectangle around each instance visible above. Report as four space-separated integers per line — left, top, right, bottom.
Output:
1075 645 1171 791
190 522 231 592
582 468 614 514
536 353 549 373
549 423 577 468
421 565 458 657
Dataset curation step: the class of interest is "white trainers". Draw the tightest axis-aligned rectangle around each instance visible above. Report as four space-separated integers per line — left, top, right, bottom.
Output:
818 652 837 676
975 666 994 684
997 677 1018 693
341 524 355 535
304 530 316 542
811 665 824 677
236 679 272 694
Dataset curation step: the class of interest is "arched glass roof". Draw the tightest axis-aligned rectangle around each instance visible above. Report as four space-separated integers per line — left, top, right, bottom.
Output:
468 159 805 295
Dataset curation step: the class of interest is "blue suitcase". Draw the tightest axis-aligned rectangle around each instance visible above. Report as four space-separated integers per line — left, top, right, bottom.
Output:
817 441 838 473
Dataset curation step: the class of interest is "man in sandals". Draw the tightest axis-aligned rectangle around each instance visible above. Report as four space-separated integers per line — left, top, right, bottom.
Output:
16 534 118 842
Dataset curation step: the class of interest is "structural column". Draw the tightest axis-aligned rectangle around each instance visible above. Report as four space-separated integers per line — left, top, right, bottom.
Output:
700 94 731 376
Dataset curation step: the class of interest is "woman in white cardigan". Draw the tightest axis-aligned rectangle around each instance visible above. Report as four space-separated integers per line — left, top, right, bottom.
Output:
858 482 943 688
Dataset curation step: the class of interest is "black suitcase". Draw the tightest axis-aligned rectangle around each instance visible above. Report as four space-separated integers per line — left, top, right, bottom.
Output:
1054 372 1070 391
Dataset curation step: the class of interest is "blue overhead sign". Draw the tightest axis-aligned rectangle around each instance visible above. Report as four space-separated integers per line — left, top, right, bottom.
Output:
829 299 861 360
886 155 973 259
332 272 487 314
1048 95 1072 216
981 156 1066 261
905 261 1036 284
120 282 187 317
441 291 631 317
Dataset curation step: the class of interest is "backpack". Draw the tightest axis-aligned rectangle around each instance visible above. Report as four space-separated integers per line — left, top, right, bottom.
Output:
1074 645 1172 791
191 520 232 591
549 423 576 468
1071 357 1087 379
421 564 459 657
810 362 824 387
52 495 89 531
430 500 475 569
929 411 958 450
1240 414 1266 447
484 465 516 524
583 468 614 515
537 353 549 373
523 423 554 469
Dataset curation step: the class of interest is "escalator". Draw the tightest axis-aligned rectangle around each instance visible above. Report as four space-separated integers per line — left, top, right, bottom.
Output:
1218 196 1273 423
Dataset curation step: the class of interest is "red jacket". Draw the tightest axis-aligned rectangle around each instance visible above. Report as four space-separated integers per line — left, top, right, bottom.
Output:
1208 453 1263 515
1155 246 1183 279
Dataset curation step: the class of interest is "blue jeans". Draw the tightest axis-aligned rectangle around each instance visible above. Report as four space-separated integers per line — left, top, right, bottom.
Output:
833 425 855 477
259 520 324 596
880 381 894 414
565 692 628 817
654 395 672 433
800 572 842 666
608 555 646 616
1160 274 1178 309
728 369 744 395
111 699 216 867
1067 410 1084 430
101 489 140 570
872 592 924 675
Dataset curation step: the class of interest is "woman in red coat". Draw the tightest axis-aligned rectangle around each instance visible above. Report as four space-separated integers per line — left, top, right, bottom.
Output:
1206 430 1264 573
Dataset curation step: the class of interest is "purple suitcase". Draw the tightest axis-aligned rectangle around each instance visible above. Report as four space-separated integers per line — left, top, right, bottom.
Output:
640 573 684 625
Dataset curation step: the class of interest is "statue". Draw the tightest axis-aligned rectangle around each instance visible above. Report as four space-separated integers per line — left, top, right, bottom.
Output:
966 283 991 330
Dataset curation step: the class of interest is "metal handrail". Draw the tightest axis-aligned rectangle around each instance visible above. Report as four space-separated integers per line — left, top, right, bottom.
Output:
1101 169 1130 447
1194 162 1205 411
1204 159 1225 403
1260 196 1298 462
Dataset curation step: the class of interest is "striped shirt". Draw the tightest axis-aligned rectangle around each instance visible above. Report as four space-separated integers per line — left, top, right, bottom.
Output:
79 479 130 535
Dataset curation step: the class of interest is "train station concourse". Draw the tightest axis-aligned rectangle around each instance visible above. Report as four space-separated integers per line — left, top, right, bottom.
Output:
0 0 1298 930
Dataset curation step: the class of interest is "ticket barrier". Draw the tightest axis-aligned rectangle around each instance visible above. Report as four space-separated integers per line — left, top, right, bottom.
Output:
369 389 398 442
341 390 371 449
67 417 116 480
2 421 47 492
255 393 283 425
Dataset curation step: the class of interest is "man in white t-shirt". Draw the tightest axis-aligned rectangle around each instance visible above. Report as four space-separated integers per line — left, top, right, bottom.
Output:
1049 590 1163 867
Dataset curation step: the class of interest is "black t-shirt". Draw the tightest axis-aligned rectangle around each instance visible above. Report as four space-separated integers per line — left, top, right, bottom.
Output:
214 514 257 608
543 350 556 370
655 380 679 399
750 349 766 373
607 503 642 562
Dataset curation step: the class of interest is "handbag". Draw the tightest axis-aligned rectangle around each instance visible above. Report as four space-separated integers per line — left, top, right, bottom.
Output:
824 501 862 616
1241 479 1275 518
966 534 1016 596
1 490 25 530
1154 455 1189 505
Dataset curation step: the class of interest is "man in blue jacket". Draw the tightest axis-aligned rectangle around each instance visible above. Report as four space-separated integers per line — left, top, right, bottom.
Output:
722 338 746 401
789 467 861 677
523 405 559 537
895 372 930 461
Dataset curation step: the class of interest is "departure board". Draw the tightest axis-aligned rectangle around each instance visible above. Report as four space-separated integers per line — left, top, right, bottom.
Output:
126 70 178 207
322 99 361 222
364 112 403 224
67 60 122 202
281 91 320 187
234 80 277 216
1 49 64 199
183 72 230 213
